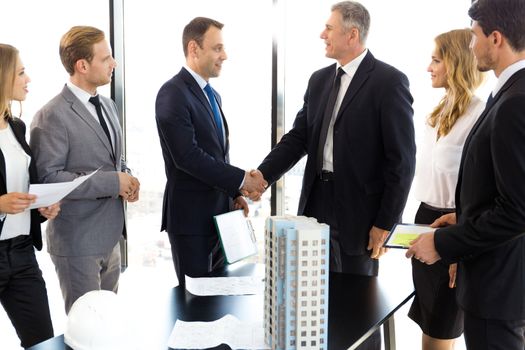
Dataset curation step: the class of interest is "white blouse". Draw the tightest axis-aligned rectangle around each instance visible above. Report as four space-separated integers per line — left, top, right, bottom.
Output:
0 124 31 240
413 96 485 209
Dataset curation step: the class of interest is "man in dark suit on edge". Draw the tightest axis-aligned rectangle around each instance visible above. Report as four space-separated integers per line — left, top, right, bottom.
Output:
155 17 266 288
407 0 525 348
255 2 416 348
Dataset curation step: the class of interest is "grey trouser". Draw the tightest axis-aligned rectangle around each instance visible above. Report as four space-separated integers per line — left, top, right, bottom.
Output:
51 242 120 314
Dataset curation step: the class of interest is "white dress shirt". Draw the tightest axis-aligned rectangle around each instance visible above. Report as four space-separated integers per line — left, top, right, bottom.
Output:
413 96 485 209
0 124 31 240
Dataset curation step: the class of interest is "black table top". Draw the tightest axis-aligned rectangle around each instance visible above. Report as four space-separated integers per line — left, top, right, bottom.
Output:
29 259 414 350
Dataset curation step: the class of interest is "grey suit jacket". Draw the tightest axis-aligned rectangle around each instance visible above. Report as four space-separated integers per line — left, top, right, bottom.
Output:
30 85 128 256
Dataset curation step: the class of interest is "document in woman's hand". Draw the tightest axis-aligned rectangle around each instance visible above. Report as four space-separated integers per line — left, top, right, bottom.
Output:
28 168 100 209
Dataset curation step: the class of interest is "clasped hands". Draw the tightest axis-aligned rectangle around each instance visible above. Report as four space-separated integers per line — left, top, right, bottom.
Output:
241 169 268 201
118 172 141 202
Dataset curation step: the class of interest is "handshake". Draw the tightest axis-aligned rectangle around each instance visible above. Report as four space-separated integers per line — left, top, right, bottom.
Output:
241 169 268 201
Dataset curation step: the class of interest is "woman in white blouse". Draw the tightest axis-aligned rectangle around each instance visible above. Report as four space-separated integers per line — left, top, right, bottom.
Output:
0 44 60 348
408 29 485 350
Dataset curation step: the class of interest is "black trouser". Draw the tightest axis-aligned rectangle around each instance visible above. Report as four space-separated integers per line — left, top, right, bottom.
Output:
303 175 381 350
167 233 225 288
0 235 53 348
303 175 378 276
464 311 525 350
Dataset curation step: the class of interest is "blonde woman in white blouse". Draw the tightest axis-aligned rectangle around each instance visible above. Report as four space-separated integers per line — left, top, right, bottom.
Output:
0 44 60 348
408 29 485 350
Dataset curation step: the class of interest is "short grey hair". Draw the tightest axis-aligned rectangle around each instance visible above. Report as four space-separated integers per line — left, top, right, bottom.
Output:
331 1 371 44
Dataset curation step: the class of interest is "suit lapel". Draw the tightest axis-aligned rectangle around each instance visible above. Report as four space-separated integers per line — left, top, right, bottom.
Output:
461 69 525 166
334 51 373 124
181 68 226 154
100 101 118 160
456 68 525 209
314 64 339 134
8 119 37 184
0 146 5 192
61 86 115 160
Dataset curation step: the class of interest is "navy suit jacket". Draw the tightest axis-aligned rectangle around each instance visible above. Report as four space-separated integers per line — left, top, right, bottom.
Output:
0 117 44 249
155 67 244 236
435 68 525 320
258 51 416 254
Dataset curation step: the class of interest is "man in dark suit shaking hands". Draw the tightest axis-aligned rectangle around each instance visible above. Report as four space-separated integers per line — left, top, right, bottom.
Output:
155 17 266 287
407 0 525 348
258 1 415 274
256 3 416 347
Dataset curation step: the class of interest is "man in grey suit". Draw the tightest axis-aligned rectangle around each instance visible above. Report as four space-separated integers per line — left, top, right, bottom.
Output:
30 26 140 313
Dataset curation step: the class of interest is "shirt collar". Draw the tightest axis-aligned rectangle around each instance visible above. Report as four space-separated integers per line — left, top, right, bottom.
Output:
66 81 96 103
184 65 208 90
493 59 525 96
338 48 368 77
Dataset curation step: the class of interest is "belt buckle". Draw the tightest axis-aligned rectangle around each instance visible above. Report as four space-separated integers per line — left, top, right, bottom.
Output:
320 171 333 181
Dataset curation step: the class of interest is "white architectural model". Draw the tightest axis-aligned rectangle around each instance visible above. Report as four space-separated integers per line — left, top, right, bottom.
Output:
264 216 330 350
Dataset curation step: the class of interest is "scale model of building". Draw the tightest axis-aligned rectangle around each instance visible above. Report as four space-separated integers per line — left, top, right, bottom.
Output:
264 216 330 350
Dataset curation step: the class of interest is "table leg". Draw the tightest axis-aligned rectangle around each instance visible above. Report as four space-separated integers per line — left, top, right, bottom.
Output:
383 315 396 350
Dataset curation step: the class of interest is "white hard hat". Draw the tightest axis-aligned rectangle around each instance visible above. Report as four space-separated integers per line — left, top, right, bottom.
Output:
64 290 131 350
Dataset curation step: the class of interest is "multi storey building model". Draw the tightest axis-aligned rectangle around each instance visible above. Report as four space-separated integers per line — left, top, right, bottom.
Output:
264 216 330 350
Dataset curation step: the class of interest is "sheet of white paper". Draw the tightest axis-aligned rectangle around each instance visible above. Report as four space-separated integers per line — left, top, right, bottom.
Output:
168 314 269 349
28 168 100 209
185 275 264 296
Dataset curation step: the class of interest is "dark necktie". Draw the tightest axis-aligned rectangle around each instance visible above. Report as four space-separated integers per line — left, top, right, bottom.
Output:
487 92 494 105
88 95 112 148
317 67 345 173
204 84 224 147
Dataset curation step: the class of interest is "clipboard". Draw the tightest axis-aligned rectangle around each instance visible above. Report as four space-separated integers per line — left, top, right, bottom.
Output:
213 210 257 264
384 223 436 249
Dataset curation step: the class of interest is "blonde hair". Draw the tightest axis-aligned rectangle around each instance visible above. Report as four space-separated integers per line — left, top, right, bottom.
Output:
0 43 19 119
60 26 105 75
428 29 484 138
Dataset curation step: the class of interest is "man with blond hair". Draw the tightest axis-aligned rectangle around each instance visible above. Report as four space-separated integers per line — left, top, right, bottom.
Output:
30 26 140 313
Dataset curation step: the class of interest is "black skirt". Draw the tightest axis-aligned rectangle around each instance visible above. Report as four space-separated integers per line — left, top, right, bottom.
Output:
407 203 464 339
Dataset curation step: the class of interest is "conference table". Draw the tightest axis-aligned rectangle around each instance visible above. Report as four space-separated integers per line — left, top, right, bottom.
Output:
29 254 414 350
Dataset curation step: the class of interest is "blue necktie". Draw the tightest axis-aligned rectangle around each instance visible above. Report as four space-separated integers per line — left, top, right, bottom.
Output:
204 84 224 146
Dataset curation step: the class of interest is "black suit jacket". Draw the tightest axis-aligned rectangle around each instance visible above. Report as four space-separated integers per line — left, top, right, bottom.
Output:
0 117 44 249
435 68 525 320
155 67 244 237
258 51 416 254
